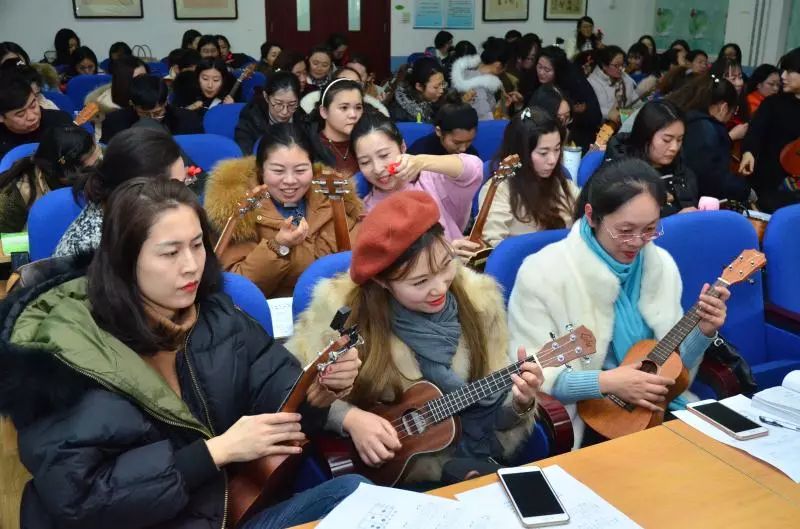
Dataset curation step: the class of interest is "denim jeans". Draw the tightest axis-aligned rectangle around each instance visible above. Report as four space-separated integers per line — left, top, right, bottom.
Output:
242 474 370 529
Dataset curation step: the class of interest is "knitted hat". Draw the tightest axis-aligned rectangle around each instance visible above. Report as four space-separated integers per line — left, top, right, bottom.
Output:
350 191 441 285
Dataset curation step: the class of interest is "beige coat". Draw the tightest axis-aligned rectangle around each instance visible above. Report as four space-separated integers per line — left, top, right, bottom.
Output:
286 266 535 483
478 178 579 247
85 83 121 141
204 157 362 298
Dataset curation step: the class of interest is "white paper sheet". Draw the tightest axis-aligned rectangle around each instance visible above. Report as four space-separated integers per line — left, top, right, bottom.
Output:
673 394 800 483
455 465 641 529
266 297 294 338
316 483 495 529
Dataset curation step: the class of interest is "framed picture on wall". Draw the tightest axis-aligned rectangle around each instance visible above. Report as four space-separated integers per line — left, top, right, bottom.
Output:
174 0 238 20
73 0 143 19
543 0 588 21
483 0 529 22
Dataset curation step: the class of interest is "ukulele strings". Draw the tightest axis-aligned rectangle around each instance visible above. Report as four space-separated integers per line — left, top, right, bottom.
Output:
388 342 584 437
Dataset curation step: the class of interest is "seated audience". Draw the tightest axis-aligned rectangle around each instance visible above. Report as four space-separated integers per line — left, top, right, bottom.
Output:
181 28 201 50
588 46 642 123
307 46 335 91
407 100 479 156
0 72 73 159
257 40 282 75
479 107 578 247
205 122 362 297
2 64 60 111
745 64 781 115
196 35 221 61
327 33 350 68
0 41 30 66
719 43 744 65
387 57 446 123
236 70 306 155
565 16 603 60
625 42 655 84
345 55 388 103
216 34 251 69
86 55 148 139
451 37 521 120
52 28 80 67
687 50 709 75
512 34 543 102
508 159 729 448
0 177 364 529
107 41 132 65
710 58 750 142
301 66 389 118
604 100 699 216
173 58 237 115
273 50 309 94
528 84 573 133
309 78 365 177
55 128 190 256
0 125 98 232
431 30 455 66
288 190 542 484
61 46 100 86
637 35 657 57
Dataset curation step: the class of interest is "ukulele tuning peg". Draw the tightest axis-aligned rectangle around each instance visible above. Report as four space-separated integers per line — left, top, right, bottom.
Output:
581 355 592 365
565 323 574 332
565 363 573 372
549 331 557 340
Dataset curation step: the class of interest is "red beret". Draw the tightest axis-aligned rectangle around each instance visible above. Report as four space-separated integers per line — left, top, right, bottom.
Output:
350 191 441 285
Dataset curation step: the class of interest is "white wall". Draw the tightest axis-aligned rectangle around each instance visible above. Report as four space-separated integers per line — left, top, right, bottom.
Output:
725 0 791 66
0 0 266 62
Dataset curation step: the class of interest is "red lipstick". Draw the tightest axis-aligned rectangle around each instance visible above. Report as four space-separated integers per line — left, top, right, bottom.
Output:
180 281 199 293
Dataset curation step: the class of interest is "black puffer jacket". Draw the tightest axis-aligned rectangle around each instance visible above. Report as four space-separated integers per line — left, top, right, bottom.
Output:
0 263 328 529
234 98 308 155
605 132 699 216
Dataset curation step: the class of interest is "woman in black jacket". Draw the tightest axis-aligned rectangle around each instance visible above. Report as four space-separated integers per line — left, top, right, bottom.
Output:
0 179 364 529
604 100 699 216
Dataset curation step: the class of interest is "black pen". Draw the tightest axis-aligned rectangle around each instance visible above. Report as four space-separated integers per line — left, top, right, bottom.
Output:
759 415 800 432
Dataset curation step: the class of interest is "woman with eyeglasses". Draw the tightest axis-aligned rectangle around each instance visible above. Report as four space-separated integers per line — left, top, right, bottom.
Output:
508 158 730 448
235 71 307 155
745 64 780 115
478 107 578 248
588 46 643 124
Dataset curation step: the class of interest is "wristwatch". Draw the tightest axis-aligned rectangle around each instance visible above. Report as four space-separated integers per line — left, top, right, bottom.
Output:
266 238 290 257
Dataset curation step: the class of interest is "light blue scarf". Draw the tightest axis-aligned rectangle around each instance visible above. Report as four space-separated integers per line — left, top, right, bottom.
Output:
579 218 653 365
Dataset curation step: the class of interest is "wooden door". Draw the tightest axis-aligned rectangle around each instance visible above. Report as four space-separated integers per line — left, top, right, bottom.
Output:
265 0 391 81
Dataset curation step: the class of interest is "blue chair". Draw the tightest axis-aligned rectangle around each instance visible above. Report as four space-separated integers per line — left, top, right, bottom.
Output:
27 188 84 261
65 74 112 108
656 210 800 389
146 61 169 77
203 103 245 140
42 91 76 115
577 150 605 188
396 122 434 147
353 172 370 199
173 134 243 174
292 252 352 320
99 58 111 72
471 159 496 218
0 143 38 173
240 71 266 103
473 120 508 161
222 272 273 334
763 204 800 315
484 230 569 304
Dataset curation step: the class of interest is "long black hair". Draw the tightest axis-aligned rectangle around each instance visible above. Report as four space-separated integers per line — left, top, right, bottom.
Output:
110 55 148 107
195 58 234 100
667 74 738 114
626 100 684 162
68 46 98 76
181 29 201 49
710 58 749 121
718 43 743 65
745 64 780 95
88 178 222 356
0 42 30 66
54 28 80 66
0 125 94 206
575 16 600 51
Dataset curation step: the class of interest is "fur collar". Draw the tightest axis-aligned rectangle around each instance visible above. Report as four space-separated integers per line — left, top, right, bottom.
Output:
85 83 120 114
393 84 434 122
450 55 505 94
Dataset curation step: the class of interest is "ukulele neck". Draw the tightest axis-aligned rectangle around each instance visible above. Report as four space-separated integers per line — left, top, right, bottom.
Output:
468 180 500 244
646 278 726 365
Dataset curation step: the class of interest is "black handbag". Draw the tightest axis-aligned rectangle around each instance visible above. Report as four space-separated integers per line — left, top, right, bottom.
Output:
699 335 758 396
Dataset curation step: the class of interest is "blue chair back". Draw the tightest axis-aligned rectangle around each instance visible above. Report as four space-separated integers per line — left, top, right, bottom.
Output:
42 91 76 115
577 150 604 188
99 58 111 72
473 120 508 161
656 211 766 364
292 252 352 320
240 71 266 103
173 134 243 173
485 229 569 304
66 74 112 108
27 188 84 261
763 204 800 314
203 103 245 139
222 272 273 334
396 122 434 147
147 61 169 77
0 143 38 172
353 172 370 199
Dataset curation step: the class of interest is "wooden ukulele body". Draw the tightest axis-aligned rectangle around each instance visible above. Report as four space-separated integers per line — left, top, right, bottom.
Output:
320 381 458 487
577 339 689 440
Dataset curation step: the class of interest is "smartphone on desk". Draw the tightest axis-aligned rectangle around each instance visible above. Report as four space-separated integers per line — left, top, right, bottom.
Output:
686 399 769 440
497 466 569 527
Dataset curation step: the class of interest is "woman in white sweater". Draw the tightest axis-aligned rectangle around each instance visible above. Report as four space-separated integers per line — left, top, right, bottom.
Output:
587 45 644 122
478 106 578 247
507 158 731 448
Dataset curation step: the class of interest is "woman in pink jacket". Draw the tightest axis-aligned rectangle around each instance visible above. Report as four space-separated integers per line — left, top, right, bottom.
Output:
351 112 483 257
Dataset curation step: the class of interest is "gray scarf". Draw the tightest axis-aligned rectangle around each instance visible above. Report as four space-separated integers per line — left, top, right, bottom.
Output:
394 83 433 122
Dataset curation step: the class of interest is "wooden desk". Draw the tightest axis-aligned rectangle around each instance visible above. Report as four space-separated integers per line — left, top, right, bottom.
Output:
665 419 800 504
291 426 800 529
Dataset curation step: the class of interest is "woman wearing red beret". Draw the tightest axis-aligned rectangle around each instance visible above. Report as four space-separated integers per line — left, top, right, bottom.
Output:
286 191 543 486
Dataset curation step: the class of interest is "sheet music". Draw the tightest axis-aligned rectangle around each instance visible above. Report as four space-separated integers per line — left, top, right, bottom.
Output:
455 465 641 529
316 483 494 529
266 297 294 338
673 394 800 483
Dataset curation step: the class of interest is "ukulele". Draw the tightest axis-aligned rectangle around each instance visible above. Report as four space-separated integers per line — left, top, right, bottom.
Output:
779 136 800 190
466 154 521 271
319 325 596 487
312 165 352 251
589 120 617 152
227 63 256 101
73 102 100 127
227 307 363 526
578 249 767 440
214 189 271 257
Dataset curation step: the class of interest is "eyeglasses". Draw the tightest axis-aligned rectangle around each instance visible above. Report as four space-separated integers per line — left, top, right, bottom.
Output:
268 97 298 113
137 106 166 121
608 62 625 70
605 225 664 244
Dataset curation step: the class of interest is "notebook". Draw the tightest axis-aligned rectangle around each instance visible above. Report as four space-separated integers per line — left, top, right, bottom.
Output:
752 370 800 423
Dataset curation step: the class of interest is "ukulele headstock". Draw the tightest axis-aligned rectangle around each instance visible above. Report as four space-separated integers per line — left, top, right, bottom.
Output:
236 189 271 216
537 325 597 368
312 165 350 200
316 307 363 372
238 63 257 83
493 154 521 183
73 102 100 126
720 249 766 286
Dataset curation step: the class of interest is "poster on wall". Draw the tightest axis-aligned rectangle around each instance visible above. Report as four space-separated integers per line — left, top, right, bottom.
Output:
414 0 444 28
73 0 143 19
483 0 529 22
174 0 238 20
446 0 475 29
654 0 729 56
415 0 475 29
543 0 587 21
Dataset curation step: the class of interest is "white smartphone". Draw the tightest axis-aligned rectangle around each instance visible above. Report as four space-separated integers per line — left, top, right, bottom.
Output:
497 466 570 527
686 399 769 440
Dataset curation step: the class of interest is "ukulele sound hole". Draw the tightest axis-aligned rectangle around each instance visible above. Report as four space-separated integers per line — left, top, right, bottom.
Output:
401 411 428 436
638 359 658 375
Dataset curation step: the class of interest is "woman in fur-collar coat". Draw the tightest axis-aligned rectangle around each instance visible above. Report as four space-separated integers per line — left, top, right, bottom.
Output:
450 39 516 120
204 123 362 298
